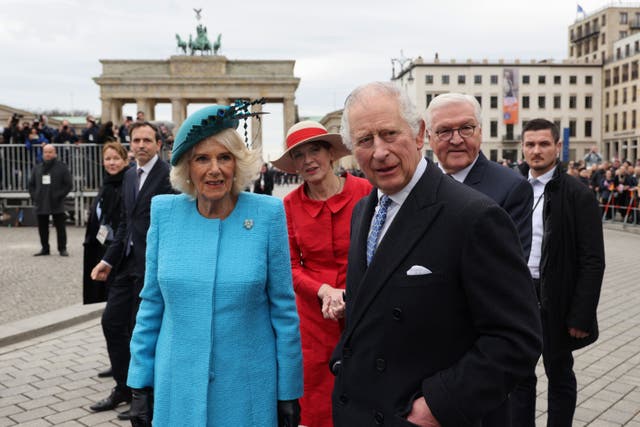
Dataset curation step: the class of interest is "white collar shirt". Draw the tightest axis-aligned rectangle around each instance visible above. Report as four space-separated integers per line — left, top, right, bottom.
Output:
527 166 556 279
137 155 159 191
437 154 479 183
369 158 427 246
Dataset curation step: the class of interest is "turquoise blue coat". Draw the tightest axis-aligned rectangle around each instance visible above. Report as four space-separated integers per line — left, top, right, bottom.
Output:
128 192 303 426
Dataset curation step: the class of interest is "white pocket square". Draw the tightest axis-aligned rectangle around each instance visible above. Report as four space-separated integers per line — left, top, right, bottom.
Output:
406 265 432 276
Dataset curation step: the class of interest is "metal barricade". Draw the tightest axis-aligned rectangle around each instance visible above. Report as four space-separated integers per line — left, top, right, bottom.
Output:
0 143 130 226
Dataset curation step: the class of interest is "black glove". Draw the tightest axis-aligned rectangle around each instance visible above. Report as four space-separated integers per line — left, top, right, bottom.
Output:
277 399 301 427
129 387 153 427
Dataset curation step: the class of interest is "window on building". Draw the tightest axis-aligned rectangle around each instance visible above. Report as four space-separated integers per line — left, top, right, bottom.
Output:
522 96 530 109
554 120 562 132
554 75 561 84
636 40 640 53
569 120 576 137
605 69 611 87
585 120 592 137
475 95 482 106
633 110 637 128
506 124 514 140
569 95 577 109
626 44 631 57
633 61 639 79
616 47 622 59
621 12 628 24
425 75 434 84
605 115 609 132
538 96 546 109
569 75 577 84
474 75 482 84
601 33 606 45
614 90 618 105
442 75 450 84
458 75 466 84
633 85 637 102
538 75 546 84
426 93 434 107
605 91 610 107
490 75 498 84
613 66 620 84
623 63 630 82
585 75 593 84
614 113 618 131
623 111 627 130
490 121 498 137
620 31 628 39
490 96 498 109
623 88 628 104
522 75 530 84
553 95 561 109
585 95 593 109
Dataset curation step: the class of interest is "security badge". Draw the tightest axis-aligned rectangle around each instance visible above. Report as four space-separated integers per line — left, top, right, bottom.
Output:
42 174 51 185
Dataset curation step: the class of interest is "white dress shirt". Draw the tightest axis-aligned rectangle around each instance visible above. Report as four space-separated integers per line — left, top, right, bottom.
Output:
436 155 479 183
137 154 159 191
527 166 556 279
369 158 427 246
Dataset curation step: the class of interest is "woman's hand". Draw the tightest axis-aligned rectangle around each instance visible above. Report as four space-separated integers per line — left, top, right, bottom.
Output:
318 284 345 321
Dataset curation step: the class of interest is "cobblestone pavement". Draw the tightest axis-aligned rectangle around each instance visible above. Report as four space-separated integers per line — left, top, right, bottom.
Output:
1 188 639 425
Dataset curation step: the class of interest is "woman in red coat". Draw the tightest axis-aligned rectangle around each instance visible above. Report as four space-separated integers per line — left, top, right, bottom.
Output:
273 121 371 427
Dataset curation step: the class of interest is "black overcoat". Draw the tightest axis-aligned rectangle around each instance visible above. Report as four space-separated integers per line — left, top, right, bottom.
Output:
82 167 127 304
28 159 72 215
331 160 542 427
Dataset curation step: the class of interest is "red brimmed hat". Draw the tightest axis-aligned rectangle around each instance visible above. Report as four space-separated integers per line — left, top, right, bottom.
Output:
272 121 351 173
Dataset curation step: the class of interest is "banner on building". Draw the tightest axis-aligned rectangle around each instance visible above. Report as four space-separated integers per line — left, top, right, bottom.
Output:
503 68 519 125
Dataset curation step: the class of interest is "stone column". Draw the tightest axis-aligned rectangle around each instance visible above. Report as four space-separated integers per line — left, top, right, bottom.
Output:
136 98 155 121
110 100 124 125
171 98 187 130
283 96 296 141
251 102 263 154
101 98 113 124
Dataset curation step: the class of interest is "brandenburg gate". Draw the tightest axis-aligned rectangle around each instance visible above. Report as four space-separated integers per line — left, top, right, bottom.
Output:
93 55 300 147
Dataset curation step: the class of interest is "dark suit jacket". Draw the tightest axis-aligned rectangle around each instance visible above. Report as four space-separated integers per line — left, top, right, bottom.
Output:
331 160 542 427
103 158 173 283
463 151 533 259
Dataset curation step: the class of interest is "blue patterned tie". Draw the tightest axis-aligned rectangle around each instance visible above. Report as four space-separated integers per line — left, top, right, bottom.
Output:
366 195 392 265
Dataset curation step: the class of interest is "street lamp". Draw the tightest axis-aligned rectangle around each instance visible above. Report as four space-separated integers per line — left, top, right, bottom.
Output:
391 50 414 82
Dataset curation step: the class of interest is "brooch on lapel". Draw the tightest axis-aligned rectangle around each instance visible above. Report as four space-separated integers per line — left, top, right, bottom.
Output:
243 219 254 230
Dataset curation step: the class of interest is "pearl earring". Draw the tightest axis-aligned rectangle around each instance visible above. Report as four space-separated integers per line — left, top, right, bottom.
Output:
186 178 191 184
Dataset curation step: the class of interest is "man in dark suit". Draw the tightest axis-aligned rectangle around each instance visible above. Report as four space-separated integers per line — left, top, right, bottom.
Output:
512 119 605 427
424 93 533 259
89 122 173 418
253 162 274 195
330 82 542 427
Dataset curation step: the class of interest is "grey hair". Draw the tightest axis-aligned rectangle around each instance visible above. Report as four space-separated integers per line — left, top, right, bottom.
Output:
424 93 482 131
170 128 261 198
340 81 422 149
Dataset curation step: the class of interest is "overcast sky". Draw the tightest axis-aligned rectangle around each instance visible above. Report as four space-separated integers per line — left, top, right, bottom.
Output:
0 0 616 159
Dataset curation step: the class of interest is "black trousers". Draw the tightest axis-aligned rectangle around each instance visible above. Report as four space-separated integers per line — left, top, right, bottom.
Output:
101 256 143 391
511 279 577 427
37 213 67 252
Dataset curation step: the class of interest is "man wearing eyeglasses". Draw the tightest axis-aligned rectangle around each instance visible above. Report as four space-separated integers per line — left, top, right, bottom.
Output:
425 93 533 259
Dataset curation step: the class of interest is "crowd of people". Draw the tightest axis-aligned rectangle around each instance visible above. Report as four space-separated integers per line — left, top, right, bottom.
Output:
13 82 617 427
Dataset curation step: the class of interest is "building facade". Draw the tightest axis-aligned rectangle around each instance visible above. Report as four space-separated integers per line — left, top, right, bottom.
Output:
395 58 602 163
569 5 640 163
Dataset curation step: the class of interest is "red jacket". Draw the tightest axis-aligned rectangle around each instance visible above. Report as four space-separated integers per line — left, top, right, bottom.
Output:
284 173 371 427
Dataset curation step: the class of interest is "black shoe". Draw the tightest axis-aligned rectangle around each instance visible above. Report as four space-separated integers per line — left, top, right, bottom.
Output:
89 388 131 412
97 367 113 378
33 250 50 256
59 250 69 257
117 410 132 421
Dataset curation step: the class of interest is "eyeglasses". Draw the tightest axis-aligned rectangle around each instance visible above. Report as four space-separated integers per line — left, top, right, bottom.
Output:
434 125 477 142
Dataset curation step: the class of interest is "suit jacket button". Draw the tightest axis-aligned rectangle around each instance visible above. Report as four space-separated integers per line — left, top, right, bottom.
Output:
375 358 386 372
339 394 349 405
392 307 402 320
374 411 384 424
343 347 352 358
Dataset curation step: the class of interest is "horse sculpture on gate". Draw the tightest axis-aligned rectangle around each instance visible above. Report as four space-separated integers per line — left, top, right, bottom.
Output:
175 34 187 54
174 9 222 56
